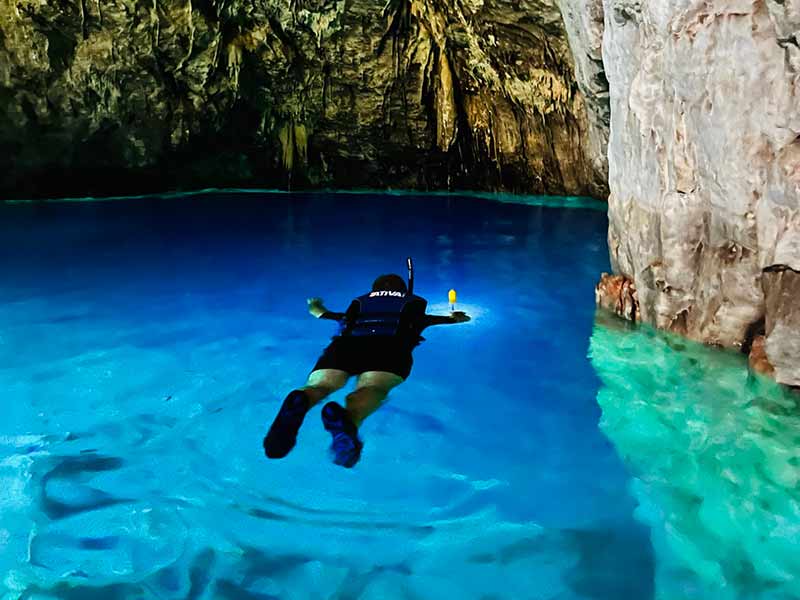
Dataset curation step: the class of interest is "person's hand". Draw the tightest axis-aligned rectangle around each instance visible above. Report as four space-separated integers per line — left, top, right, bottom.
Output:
451 311 471 323
307 297 325 317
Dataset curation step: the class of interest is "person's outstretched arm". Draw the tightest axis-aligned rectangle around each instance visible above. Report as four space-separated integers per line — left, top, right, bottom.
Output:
422 311 470 327
307 297 356 321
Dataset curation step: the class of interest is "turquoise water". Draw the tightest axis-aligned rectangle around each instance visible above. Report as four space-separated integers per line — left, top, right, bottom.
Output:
590 314 800 600
0 191 795 599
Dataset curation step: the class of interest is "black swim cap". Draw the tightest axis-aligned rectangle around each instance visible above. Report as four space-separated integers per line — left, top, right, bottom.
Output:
372 274 407 294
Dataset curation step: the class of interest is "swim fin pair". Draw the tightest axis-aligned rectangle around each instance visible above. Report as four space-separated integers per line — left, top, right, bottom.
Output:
262 390 362 468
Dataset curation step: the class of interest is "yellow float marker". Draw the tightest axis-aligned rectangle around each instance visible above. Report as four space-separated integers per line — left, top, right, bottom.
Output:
448 288 457 311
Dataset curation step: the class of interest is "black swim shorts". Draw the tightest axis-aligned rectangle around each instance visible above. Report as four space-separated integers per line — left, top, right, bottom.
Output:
312 336 413 379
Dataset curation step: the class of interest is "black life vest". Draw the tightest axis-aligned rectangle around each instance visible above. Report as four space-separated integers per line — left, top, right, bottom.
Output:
340 291 427 337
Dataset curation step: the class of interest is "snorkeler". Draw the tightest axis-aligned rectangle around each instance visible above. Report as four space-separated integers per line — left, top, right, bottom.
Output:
263 260 470 468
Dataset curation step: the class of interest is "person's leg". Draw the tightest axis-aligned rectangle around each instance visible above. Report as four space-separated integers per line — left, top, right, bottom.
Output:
302 369 350 406
345 371 405 427
264 369 349 459
321 371 404 468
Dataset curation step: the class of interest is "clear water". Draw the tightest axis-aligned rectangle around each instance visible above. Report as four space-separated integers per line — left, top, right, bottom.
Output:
0 191 795 599
590 314 800 600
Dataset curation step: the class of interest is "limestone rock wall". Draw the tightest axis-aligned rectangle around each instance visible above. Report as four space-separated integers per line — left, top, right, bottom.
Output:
556 0 609 184
594 0 800 385
0 0 607 199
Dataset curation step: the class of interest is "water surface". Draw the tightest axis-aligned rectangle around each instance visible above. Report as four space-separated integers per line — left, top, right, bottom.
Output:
4 190 785 599
590 313 800 600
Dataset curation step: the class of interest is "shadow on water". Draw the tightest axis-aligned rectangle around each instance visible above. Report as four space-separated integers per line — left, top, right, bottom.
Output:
238 503 437 537
589 310 800 600
19 583 145 600
380 404 448 434
40 454 131 520
21 452 657 600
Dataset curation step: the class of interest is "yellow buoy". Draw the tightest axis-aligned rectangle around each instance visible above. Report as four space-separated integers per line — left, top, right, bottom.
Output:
448 289 457 308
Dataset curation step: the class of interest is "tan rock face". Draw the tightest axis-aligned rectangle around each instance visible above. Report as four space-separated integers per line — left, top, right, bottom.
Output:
763 267 800 386
0 0 606 198
596 0 800 384
595 272 639 321
748 335 776 378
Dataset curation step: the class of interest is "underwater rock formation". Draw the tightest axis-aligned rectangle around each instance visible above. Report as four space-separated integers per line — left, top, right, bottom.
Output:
595 272 638 321
590 312 800 599
0 0 606 199
593 0 800 385
748 335 775 378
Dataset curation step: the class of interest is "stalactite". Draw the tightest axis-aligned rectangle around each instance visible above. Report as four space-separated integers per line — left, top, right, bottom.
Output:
175 0 195 73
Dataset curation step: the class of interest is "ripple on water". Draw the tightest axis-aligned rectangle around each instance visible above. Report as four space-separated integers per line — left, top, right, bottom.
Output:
1 193 649 599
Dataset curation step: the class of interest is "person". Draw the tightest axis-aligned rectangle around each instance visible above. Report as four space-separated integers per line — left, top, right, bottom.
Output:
263 272 470 468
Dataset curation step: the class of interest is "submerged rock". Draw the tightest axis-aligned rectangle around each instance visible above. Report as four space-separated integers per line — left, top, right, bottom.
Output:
595 272 638 322
0 0 606 199
748 335 775 379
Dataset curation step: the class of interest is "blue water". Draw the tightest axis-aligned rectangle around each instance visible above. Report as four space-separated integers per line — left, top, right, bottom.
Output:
0 191 650 599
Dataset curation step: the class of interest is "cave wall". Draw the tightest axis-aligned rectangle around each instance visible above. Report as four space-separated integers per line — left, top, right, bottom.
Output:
555 0 609 187
0 0 607 199
570 0 799 385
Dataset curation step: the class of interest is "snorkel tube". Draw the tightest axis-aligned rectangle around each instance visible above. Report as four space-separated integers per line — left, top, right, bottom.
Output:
405 257 458 311
406 257 414 296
